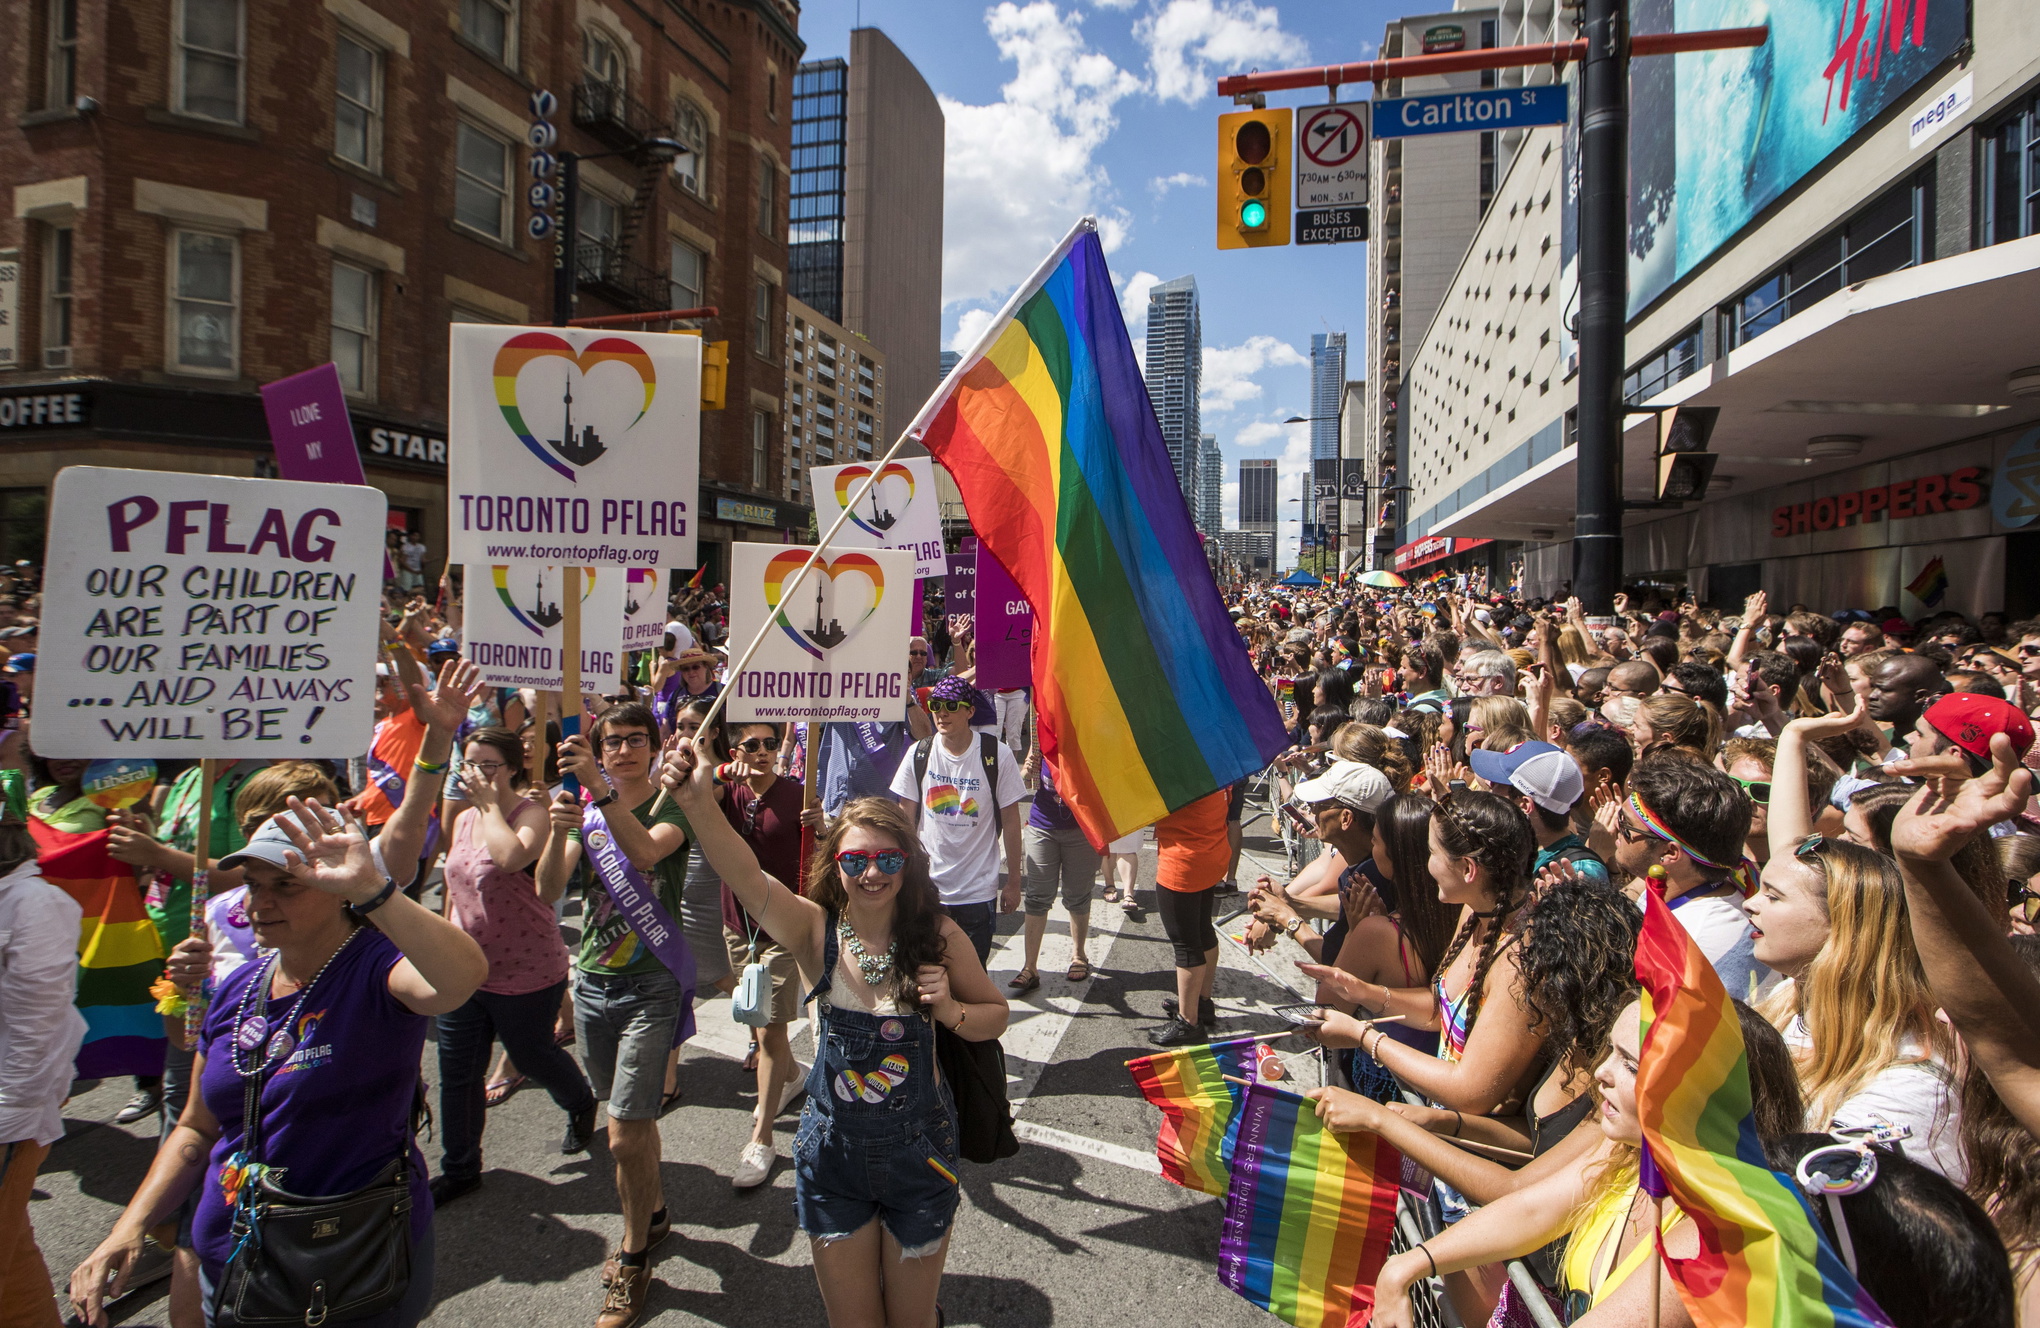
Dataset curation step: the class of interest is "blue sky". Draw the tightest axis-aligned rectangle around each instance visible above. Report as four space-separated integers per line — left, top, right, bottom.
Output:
795 0 1410 559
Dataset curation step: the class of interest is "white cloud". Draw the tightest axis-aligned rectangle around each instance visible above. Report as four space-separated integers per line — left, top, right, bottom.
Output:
1149 170 1208 196
947 307 1000 355
1117 269 1163 334
1201 335 1306 414
1234 417 1303 448
941 3 1142 313
1137 0 1309 106
1089 0 1139 8
1223 478 1239 525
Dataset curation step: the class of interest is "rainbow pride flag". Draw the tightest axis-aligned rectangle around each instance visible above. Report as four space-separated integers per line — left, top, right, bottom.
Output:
919 223 1287 845
1218 1081 1401 1328
1126 1035 1264 1195
32 820 167 1079
1636 884 1892 1328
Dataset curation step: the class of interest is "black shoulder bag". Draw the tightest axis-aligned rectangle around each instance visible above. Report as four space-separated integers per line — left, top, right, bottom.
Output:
212 981 417 1326
935 1020 1020 1164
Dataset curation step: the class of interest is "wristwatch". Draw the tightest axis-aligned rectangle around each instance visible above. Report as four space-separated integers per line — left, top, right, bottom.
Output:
1285 916 1305 938
590 787 619 809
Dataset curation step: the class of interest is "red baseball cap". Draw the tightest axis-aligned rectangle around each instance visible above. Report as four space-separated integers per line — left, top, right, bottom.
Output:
1922 693 2035 764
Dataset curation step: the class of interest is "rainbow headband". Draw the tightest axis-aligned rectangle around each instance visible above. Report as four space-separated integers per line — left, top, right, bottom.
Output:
1627 792 1736 871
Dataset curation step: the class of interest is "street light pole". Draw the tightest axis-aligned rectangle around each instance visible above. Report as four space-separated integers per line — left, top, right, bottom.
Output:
1573 0 1628 613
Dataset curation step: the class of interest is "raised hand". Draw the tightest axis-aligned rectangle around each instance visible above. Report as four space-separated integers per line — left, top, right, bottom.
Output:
273 798 384 903
1891 733 2035 863
1782 696 1869 743
1743 589 1767 624
409 657 484 731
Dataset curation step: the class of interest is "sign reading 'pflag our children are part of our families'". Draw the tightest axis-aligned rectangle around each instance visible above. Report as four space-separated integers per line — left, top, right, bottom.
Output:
37 467 385 757
811 457 946 579
725 545 913 724
448 324 700 569
463 563 626 695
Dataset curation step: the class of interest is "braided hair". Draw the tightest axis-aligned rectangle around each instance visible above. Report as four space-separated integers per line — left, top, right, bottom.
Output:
1430 790 1535 1029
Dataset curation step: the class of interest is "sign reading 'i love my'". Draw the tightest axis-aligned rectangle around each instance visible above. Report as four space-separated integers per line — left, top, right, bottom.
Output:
446 324 701 569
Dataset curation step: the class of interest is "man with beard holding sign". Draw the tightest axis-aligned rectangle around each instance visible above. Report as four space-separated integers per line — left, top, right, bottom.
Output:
534 703 692 1328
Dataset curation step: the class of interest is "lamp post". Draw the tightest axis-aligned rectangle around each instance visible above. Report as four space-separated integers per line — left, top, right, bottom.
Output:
551 136 688 327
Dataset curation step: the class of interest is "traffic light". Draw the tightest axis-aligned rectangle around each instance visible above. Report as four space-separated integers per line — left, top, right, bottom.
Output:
1654 405 1719 502
1218 107 1292 249
701 340 728 410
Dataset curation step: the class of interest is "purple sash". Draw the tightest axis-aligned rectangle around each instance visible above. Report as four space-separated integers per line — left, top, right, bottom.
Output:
582 799 697 1042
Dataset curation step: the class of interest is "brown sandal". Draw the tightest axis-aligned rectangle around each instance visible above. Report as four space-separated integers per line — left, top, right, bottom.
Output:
1066 959 1092 982
1008 969 1041 993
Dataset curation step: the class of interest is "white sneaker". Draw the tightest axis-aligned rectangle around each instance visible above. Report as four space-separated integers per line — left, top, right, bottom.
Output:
732 1141 775 1189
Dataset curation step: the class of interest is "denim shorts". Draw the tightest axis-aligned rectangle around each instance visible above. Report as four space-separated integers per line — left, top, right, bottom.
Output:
574 966 682 1120
791 1100 961 1255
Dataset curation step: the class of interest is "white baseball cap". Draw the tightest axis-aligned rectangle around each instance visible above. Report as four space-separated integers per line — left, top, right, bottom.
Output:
1292 760 1393 813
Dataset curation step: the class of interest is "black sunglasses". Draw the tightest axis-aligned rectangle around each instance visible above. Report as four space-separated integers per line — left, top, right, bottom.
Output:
738 736 782 753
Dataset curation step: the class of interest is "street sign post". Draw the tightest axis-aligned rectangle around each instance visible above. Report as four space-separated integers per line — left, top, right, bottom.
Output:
1370 84 1568 139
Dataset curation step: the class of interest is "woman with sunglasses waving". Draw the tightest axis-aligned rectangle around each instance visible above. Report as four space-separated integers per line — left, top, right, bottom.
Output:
659 740 1008 1328
430 726 597 1208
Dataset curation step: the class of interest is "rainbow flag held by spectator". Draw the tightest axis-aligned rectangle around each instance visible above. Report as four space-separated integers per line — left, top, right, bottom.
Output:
1635 882 1893 1328
918 222 1287 846
32 819 167 1079
1125 1035 1263 1196
1217 1080 1401 1328
1904 556 1949 608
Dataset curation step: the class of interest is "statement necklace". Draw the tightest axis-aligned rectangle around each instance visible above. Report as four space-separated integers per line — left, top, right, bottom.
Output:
229 929 359 1078
837 917 896 989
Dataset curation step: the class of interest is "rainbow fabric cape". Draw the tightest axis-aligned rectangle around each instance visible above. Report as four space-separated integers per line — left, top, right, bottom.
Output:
919 224 1288 845
1635 884 1893 1328
1218 1081 1401 1328
32 819 167 1079
1126 1035 1264 1195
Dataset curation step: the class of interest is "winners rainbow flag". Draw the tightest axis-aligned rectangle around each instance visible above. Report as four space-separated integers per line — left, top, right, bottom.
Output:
1636 884 1892 1328
32 820 167 1079
1218 1081 1401 1328
1126 1035 1264 1195
918 222 1287 845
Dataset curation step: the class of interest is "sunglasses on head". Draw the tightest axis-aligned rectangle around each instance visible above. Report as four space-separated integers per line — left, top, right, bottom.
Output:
2012 879 2040 925
1731 775 1772 805
835 849 908 877
929 698 972 714
738 736 782 753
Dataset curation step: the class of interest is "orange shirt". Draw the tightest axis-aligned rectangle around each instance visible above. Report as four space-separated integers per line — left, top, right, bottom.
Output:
1155 790 1231 893
353 709 426 826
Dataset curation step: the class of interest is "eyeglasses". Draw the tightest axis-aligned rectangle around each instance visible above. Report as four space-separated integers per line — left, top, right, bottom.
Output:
738 736 782 754
1793 832 1827 861
2012 879 2040 925
929 699 972 714
2020 643 2040 657
835 849 907 877
461 760 506 775
599 733 652 751
682 663 710 673
1731 776 1772 805
1615 817 1656 845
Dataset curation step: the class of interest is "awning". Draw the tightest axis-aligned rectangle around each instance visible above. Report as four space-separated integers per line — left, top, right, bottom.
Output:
1428 232 2040 542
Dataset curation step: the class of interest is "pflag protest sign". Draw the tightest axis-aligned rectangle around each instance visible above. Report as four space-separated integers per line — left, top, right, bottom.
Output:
811 456 946 579
35 466 385 758
463 562 625 695
975 546 1033 689
260 363 368 485
723 544 912 724
446 324 700 569
944 551 975 624
623 568 666 653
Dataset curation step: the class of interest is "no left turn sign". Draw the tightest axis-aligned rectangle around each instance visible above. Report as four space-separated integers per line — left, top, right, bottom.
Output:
1297 104 1368 209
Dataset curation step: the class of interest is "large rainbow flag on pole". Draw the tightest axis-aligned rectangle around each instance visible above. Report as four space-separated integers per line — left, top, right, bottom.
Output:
31 819 167 1079
1218 1081 1402 1328
1126 1036 1265 1195
915 219 1288 845
1635 883 1893 1328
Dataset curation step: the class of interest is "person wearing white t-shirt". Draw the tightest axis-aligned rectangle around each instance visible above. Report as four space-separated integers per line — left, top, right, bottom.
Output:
890 675 1024 967
1609 756 1773 1001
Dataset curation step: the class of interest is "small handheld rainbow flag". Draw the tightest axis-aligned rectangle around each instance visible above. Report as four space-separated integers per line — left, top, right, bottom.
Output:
686 565 706 590
1218 1081 1401 1328
1636 882 1893 1328
1125 1036 1263 1196
31 819 166 1079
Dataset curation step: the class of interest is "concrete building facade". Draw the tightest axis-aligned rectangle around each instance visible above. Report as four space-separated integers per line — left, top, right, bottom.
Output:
1309 331 1346 461
1144 274 1201 509
783 293 882 509
1197 432 1221 535
1239 455 1277 533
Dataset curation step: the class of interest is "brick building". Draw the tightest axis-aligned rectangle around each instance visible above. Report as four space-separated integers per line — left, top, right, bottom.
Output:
0 0 807 582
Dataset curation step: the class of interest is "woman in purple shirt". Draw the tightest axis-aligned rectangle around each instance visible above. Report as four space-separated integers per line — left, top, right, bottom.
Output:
68 800 487 1328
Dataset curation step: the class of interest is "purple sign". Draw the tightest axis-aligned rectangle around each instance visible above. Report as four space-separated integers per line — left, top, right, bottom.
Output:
259 363 367 485
944 553 975 620
974 547 1033 689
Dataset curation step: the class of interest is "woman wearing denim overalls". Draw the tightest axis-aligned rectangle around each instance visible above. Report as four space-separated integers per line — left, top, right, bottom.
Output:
663 744 1009 1327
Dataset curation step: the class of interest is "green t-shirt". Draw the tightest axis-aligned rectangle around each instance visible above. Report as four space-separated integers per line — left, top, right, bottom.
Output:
144 760 260 952
573 792 691 976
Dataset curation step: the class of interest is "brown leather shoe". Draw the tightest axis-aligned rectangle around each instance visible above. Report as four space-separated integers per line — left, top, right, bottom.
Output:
595 1263 650 1328
599 1211 671 1285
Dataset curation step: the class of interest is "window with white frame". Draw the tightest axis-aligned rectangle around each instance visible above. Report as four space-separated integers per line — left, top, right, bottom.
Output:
669 239 704 310
171 230 237 376
753 281 772 358
583 29 623 89
176 0 244 123
459 0 515 64
752 410 770 489
330 261 377 397
41 226 72 368
334 33 382 171
45 0 78 110
453 122 512 240
673 99 708 197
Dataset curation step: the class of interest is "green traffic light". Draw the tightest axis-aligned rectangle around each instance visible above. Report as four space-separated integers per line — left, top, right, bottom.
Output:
1240 199 1268 230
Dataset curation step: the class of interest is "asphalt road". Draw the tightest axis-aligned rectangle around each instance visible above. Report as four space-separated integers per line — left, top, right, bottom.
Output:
31 816 1335 1328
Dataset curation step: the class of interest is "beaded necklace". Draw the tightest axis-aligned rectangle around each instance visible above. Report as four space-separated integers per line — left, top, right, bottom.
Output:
836 916 895 989
228 928 360 1078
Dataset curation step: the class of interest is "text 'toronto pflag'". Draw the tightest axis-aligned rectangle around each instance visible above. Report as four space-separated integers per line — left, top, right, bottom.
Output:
917 222 1287 845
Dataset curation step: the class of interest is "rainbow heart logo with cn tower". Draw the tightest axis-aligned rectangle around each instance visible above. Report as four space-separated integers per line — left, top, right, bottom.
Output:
492 565 597 636
492 332 656 481
834 462 916 538
763 551 885 659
